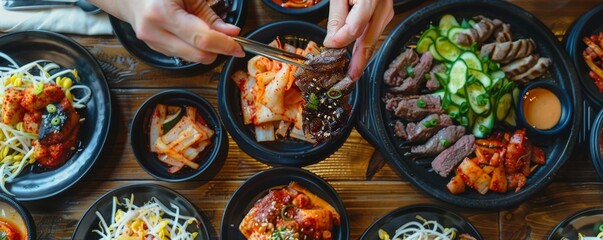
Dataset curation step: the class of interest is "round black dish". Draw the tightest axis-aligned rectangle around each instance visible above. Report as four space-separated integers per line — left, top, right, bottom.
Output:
261 0 328 19
218 20 358 167
220 167 349 240
72 184 214 239
565 4 603 108
517 80 573 136
0 194 36 240
547 207 603 240
130 90 228 182
355 0 580 209
109 0 246 71
359 204 482 240
394 0 425 12
590 109 603 181
0 31 111 201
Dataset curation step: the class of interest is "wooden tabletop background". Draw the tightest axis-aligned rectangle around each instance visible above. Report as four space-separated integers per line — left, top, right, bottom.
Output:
4 0 603 239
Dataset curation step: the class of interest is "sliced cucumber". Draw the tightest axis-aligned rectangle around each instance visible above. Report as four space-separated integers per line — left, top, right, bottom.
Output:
451 93 467 106
431 89 445 99
459 51 482 71
469 70 492 88
163 107 184 132
448 105 461 120
504 107 517 127
512 87 520 107
417 36 434 54
435 37 461 62
466 82 490 115
435 72 449 86
421 27 439 40
447 27 472 49
448 59 468 94
496 93 513 121
429 44 445 61
439 14 459 35
473 111 495 138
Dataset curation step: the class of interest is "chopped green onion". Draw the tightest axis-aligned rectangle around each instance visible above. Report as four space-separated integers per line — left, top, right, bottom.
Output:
281 204 294 221
489 61 500 71
479 125 489 133
327 89 342 99
461 19 471 28
406 66 415 77
449 112 459 119
424 73 431 80
477 94 488 106
460 102 469 113
46 104 57 113
460 116 469 127
308 93 318 110
33 82 44 95
440 139 450 147
51 117 61 125
466 75 476 84
417 99 427 108
599 224 603 233
422 118 439 128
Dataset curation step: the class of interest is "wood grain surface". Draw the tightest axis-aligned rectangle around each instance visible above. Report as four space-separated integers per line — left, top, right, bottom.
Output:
1 0 602 239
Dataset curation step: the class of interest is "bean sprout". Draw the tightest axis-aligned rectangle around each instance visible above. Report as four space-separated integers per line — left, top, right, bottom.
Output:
378 215 458 240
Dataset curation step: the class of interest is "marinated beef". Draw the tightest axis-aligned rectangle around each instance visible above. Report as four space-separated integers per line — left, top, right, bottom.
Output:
294 48 352 144
394 120 407 139
384 48 419 86
426 63 445 91
431 134 476 177
409 125 466 156
456 16 499 46
404 114 453 142
385 95 443 121
389 52 434 94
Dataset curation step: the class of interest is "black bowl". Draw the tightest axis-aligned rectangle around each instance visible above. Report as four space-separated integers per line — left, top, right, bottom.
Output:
72 184 214 239
590 109 603 181
355 0 580 208
130 90 228 182
261 0 328 19
517 80 573 136
220 167 349 239
547 207 603 240
565 4 603 108
218 20 358 167
0 31 111 201
0 194 36 240
109 0 246 71
359 204 482 240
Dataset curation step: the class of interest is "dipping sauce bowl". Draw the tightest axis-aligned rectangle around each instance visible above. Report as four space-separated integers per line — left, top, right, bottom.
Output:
518 80 572 136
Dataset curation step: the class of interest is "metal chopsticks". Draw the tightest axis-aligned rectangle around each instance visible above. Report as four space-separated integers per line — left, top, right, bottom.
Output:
233 36 312 70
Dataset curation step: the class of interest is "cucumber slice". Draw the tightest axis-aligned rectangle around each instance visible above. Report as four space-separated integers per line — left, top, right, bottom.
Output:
448 104 461 120
439 14 459 35
451 93 467 106
435 37 461 62
512 87 520 107
466 82 490 115
473 112 495 138
496 93 513 121
448 59 468 94
163 106 184 132
431 89 445 99
459 51 482 71
420 27 439 41
417 36 434 54
469 70 492 88
504 107 517 127
467 108 476 129
447 27 472 49
429 44 445 61
435 72 449 86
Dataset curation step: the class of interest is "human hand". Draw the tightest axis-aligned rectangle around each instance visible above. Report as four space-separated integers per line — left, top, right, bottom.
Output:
324 0 394 81
91 0 244 64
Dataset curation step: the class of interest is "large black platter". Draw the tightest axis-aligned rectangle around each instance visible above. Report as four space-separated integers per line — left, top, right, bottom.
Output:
72 184 214 239
220 167 349 239
109 0 246 71
218 20 358 167
548 207 603 240
0 31 111 201
355 0 580 208
359 204 482 240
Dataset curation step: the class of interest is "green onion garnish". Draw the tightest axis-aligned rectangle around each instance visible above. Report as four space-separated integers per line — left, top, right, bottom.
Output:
406 66 415 77
327 89 342 99
417 99 427 108
46 104 57 113
440 139 450 147
51 117 61 125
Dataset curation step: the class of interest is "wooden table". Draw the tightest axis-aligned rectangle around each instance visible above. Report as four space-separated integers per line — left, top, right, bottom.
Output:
10 0 603 239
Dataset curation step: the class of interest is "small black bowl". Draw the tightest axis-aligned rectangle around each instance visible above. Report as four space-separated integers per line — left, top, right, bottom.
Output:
547 207 603 240
218 20 358 167
590 109 603 181
0 194 36 240
517 80 572 136
261 0 329 19
130 90 228 182
220 167 349 240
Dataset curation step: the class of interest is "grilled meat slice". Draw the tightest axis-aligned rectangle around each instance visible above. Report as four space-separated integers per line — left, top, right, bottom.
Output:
426 63 445 91
404 114 453 142
384 48 420 86
501 54 539 79
38 98 80 146
431 134 476 177
510 57 552 83
386 95 443 121
294 48 352 144
409 125 466 157
389 52 434 94
480 39 536 64
494 21 512 42
394 120 407 139
456 16 498 46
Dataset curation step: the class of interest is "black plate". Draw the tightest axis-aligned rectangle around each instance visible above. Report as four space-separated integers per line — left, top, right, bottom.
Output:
130 90 228 182
590 109 603 180
220 167 349 239
109 0 246 71
359 204 482 240
0 194 36 240
548 207 603 240
394 0 425 12
355 0 580 208
72 184 214 239
218 20 358 167
0 31 111 201
565 4 603 108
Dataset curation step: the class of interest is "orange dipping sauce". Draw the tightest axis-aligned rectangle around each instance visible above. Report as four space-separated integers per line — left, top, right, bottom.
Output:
522 87 561 130
272 0 322 8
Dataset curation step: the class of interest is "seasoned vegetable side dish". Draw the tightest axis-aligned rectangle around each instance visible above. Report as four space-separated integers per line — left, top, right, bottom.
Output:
383 14 551 195
94 194 200 239
583 32 603 92
239 181 340 240
149 104 214 174
377 215 476 240
0 53 91 194
0 201 26 240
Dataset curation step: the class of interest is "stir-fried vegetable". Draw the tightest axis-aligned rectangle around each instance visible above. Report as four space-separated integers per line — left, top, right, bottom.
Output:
0 52 91 195
94 194 199 240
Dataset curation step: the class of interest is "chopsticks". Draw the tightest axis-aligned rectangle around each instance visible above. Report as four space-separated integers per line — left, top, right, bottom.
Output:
233 36 313 70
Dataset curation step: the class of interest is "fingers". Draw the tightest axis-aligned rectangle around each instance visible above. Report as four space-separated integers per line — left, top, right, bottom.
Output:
135 26 218 64
347 0 394 81
324 0 349 48
324 0 378 48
